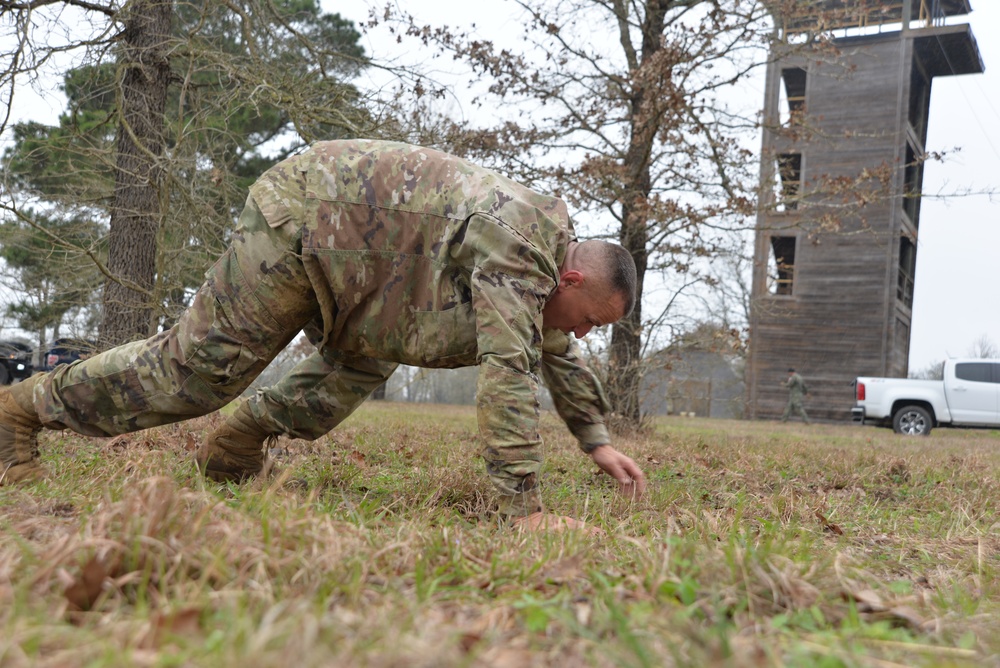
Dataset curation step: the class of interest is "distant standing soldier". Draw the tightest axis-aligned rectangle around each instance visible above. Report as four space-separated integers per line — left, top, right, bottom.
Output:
782 368 810 423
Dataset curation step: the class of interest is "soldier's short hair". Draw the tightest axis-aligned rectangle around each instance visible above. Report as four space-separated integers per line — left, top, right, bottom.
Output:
580 241 637 317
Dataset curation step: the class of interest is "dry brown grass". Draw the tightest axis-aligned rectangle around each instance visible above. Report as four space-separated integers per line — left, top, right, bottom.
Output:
1 403 999 666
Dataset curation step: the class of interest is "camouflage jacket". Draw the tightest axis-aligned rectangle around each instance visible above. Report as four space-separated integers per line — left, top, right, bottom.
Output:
786 373 808 401
249 139 612 513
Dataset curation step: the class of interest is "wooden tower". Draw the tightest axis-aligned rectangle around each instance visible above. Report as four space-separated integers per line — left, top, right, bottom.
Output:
745 0 984 421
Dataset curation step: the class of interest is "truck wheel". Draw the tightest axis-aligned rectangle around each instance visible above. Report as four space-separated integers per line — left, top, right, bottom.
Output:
892 405 932 436
0 364 9 385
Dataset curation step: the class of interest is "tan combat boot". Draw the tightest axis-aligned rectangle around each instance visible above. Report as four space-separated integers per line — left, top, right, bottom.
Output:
0 375 45 485
196 401 273 482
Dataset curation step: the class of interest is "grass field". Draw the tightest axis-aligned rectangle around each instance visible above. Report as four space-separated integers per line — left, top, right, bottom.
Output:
2 401 999 667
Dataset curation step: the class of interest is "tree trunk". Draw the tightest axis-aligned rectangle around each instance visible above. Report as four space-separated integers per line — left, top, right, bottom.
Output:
605 0 663 424
607 202 648 422
100 0 171 347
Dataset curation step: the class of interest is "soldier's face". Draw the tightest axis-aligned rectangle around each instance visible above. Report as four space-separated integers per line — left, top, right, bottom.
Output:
542 270 625 338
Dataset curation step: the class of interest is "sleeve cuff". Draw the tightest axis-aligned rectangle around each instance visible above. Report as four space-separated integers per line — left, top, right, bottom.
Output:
574 423 611 454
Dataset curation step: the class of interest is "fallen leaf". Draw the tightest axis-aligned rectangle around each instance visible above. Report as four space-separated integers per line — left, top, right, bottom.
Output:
573 598 593 626
847 588 884 610
540 555 584 584
476 648 535 668
458 632 482 654
64 557 111 611
106 435 131 451
814 510 844 535
887 605 925 629
140 608 203 649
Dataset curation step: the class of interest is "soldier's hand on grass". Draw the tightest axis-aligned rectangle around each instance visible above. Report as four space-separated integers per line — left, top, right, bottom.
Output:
512 512 604 536
590 444 646 501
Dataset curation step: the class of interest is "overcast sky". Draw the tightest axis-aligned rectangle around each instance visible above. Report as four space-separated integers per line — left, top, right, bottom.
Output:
2 1 998 372
906 2 1000 369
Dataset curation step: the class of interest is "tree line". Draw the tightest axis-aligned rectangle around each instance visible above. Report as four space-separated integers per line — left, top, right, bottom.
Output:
0 0 868 423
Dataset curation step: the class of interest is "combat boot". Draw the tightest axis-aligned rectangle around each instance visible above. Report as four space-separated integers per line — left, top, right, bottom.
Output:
0 375 45 485
196 401 273 482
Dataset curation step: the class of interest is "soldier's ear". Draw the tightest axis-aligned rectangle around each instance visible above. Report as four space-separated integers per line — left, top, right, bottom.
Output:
558 269 584 289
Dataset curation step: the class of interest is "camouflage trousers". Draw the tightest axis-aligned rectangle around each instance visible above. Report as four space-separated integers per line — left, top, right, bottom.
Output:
35 197 397 441
781 399 810 423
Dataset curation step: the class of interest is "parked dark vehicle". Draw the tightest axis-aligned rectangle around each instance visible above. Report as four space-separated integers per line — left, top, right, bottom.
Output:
42 338 97 372
0 340 34 385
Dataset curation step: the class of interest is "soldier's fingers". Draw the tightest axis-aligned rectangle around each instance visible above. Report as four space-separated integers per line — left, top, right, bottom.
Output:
610 460 645 500
618 476 644 501
620 469 646 498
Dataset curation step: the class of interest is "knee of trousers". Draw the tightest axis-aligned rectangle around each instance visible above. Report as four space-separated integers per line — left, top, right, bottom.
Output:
178 237 315 389
37 337 233 436
39 284 288 437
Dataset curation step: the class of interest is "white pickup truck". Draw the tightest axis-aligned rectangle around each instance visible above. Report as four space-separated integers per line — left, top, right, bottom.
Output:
852 359 1000 436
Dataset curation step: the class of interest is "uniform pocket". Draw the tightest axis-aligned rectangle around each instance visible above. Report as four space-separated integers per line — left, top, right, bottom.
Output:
413 302 478 368
179 283 263 398
55 365 151 434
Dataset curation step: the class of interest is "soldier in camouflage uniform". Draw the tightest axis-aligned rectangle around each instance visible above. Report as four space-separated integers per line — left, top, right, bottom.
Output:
781 368 811 423
0 139 645 525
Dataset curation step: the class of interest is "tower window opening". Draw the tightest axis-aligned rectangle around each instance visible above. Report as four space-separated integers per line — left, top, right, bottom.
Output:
775 153 802 211
895 318 911 372
768 236 796 296
903 143 923 225
898 235 916 308
780 67 807 125
908 64 931 144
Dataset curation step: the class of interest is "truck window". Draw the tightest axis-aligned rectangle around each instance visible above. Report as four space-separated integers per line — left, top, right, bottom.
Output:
955 362 992 383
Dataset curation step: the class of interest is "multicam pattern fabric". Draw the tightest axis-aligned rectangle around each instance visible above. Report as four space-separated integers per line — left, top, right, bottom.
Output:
786 372 808 402
782 372 810 423
33 139 614 515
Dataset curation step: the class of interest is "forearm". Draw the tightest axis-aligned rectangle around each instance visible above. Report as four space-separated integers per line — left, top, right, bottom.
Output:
464 218 558 517
477 361 544 516
540 335 612 453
